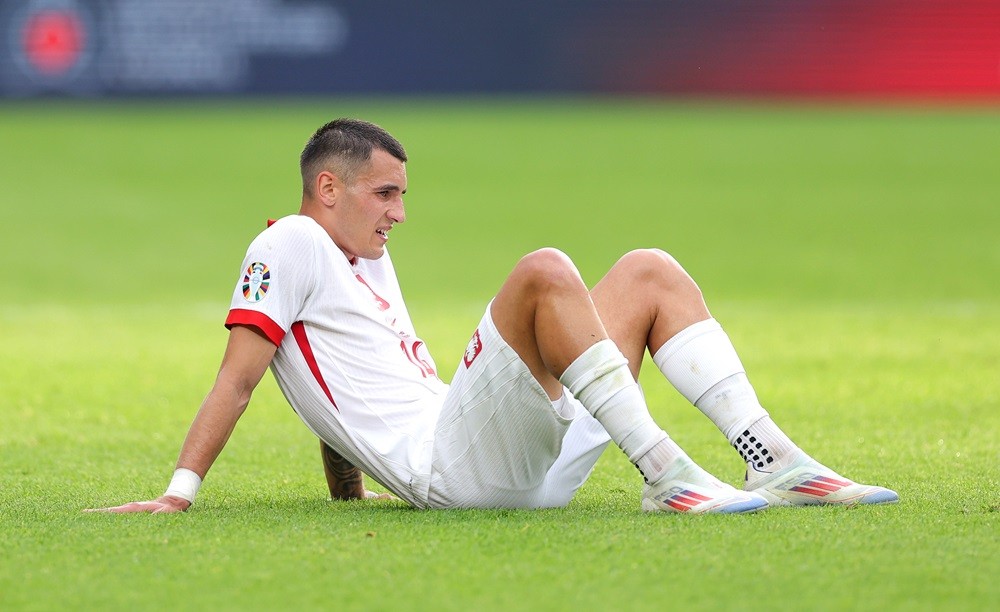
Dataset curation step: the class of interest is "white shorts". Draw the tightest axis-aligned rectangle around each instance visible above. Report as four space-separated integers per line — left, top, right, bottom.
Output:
426 304 611 509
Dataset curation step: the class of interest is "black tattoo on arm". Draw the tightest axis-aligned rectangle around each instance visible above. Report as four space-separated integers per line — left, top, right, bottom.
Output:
320 441 365 500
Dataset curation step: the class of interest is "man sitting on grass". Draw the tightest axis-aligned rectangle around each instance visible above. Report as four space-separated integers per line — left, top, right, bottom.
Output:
90 118 897 515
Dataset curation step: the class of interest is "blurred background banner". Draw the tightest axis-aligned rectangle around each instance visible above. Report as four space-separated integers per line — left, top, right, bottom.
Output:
2 0 999 99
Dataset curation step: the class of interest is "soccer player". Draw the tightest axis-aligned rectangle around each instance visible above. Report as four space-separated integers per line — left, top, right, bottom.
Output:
89 119 897 515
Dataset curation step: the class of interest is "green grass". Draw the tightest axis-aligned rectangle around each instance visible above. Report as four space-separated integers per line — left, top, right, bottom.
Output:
1 100 998 610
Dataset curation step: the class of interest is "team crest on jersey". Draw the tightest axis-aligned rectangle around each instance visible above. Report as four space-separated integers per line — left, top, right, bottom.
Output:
242 262 270 302
463 329 483 368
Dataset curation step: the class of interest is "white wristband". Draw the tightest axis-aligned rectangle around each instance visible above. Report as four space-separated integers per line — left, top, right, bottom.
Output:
164 468 202 503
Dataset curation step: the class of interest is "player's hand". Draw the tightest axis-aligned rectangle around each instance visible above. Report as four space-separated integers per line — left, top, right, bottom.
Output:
84 495 191 514
363 490 397 501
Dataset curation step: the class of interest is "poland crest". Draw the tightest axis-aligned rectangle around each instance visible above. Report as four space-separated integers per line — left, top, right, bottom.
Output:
463 329 483 368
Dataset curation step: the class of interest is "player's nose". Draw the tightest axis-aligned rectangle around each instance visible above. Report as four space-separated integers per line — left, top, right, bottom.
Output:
389 200 405 224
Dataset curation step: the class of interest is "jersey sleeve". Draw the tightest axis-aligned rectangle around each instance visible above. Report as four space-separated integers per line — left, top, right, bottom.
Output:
225 220 317 346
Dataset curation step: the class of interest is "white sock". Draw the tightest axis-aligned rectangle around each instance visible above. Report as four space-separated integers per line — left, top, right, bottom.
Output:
694 373 768 441
560 340 681 482
634 437 686 483
653 318 798 468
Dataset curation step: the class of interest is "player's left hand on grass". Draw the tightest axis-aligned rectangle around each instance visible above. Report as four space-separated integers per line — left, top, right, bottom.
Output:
363 490 397 501
84 495 191 514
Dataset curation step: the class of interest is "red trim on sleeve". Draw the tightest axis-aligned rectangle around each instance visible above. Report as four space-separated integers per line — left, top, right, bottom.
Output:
226 309 286 345
291 322 339 411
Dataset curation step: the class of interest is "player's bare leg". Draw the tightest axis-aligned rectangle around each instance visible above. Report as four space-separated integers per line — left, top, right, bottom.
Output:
589 248 710 379
491 248 767 513
591 248 898 507
490 248 608 399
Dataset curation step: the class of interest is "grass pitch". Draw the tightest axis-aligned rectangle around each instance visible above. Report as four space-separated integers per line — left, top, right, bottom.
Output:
1 100 998 610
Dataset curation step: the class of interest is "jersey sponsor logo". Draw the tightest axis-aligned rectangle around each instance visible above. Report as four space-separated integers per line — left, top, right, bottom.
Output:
242 262 270 302
463 329 483 368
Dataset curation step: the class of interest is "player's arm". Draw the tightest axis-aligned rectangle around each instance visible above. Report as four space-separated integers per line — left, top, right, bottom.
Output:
320 442 397 501
320 441 365 500
86 324 277 514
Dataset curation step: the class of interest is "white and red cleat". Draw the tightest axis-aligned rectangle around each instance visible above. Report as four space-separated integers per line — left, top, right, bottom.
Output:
642 457 769 514
745 450 899 506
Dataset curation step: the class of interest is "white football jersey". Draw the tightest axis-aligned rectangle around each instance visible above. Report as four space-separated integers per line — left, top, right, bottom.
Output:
226 215 448 505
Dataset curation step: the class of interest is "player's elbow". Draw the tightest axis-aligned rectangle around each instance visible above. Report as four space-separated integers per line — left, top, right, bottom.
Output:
213 371 259 415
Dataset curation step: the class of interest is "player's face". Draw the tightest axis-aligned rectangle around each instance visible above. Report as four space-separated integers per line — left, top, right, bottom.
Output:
330 149 407 261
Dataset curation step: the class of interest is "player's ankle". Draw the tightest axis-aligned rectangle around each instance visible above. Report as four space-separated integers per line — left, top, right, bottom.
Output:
733 416 798 472
634 436 686 483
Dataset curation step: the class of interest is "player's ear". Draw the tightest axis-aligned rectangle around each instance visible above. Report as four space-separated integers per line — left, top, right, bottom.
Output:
316 171 342 207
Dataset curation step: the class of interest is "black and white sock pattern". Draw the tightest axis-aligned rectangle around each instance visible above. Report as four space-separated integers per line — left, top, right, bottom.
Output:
733 430 775 470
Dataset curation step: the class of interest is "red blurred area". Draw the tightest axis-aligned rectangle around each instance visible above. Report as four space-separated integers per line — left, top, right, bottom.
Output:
22 10 85 76
567 0 1000 98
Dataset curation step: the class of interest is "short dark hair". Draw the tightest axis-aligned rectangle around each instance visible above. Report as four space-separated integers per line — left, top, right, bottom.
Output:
300 118 407 195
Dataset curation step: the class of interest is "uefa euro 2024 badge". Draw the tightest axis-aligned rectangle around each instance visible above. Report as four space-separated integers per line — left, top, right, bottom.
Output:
242 262 270 302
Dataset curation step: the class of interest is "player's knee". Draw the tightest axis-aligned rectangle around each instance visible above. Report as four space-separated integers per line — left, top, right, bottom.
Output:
515 248 584 293
618 248 702 299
